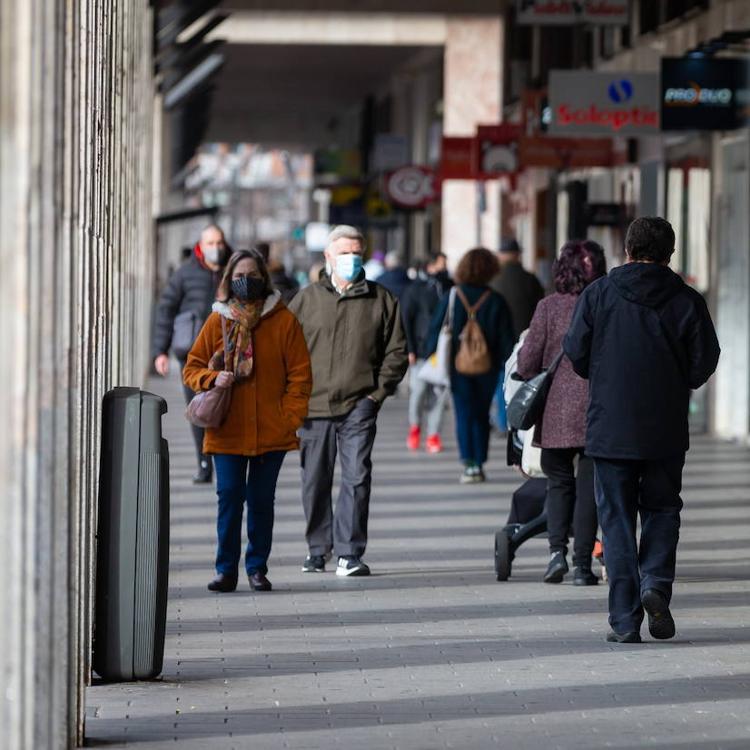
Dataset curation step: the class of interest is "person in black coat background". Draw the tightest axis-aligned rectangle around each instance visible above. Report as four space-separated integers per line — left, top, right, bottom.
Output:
428 247 515 484
152 223 230 483
401 252 453 453
564 217 720 644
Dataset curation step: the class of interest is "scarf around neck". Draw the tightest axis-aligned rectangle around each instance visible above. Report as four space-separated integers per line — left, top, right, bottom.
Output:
209 298 264 380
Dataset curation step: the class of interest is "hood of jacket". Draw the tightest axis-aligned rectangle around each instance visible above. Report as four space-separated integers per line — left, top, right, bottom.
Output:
609 262 685 309
211 290 282 320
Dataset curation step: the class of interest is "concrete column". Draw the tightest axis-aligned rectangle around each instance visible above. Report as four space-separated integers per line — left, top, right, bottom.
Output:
442 15 503 266
0 2 155 748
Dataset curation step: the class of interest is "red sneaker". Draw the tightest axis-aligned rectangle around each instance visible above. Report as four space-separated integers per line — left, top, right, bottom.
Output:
407 425 421 451
425 434 443 454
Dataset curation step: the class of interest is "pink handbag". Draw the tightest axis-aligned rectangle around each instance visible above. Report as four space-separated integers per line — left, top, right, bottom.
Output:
185 317 233 429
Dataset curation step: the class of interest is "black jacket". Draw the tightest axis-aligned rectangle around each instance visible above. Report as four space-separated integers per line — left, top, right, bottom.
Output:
401 272 453 359
427 284 516 376
489 262 545 339
151 253 224 359
563 263 720 460
376 267 412 300
271 270 300 304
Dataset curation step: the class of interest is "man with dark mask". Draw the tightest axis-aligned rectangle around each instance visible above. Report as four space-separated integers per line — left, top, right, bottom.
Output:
400 251 453 453
152 223 230 483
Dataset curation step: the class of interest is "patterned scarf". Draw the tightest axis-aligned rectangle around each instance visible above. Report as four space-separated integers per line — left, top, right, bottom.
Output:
208 299 263 380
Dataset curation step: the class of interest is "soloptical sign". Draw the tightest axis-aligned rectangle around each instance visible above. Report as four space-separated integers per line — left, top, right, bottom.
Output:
661 57 750 131
549 71 660 136
516 0 630 26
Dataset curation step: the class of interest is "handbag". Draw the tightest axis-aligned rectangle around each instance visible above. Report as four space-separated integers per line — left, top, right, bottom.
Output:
185 317 233 429
171 309 204 360
417 287 455 387
506 350 564 431
520 428 545 477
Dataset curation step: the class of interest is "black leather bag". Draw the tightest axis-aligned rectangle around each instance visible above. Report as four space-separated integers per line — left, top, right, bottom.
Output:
506 351 564 431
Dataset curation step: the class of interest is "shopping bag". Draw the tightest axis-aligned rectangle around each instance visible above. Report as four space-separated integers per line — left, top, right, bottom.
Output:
417 288 455 387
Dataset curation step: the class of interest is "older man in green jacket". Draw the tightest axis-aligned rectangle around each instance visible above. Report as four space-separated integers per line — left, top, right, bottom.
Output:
288 225 408 576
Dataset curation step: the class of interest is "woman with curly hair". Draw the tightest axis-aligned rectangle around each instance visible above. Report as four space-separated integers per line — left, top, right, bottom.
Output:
517 239 607 586
428 247 515 483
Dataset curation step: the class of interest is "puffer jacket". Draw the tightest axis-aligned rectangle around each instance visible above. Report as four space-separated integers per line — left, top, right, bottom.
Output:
183 292 312 456
287 271 408 418
151 247 226 359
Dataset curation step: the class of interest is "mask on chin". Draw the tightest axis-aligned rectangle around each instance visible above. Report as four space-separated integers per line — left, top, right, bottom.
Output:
334 253 363 283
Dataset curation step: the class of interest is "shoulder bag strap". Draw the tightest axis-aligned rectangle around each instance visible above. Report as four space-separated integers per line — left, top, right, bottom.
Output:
547 349 565 374
444 286 457 329
220 316 232 372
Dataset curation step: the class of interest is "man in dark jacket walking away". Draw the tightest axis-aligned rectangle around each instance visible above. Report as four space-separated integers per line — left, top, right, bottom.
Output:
400 252 452 453
152 224 229 483
288 225 408 576
489 238 545 432
564 217 720 644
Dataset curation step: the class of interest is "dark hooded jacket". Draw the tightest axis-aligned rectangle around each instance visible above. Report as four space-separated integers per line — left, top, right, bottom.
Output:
563 263 720 460
151 245 228 360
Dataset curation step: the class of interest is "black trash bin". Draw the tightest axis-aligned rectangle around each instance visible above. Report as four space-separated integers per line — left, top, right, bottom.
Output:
93 387 169 681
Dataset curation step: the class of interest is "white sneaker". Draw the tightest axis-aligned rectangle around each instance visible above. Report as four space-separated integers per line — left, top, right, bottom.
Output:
336 556 371 577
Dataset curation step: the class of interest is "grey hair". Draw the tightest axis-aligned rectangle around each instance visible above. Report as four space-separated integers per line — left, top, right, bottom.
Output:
326 224 366 250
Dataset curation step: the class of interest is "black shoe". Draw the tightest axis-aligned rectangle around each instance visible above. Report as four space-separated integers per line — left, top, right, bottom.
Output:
573 565 599 586
248 572 272 591
301 554 329 573
543 551 569 583
207 573 237 592
641 588 676 640
193 458 212 484
336 556 371 577
606 630 642 644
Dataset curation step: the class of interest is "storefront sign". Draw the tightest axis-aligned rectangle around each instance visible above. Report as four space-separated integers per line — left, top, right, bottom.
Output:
440 137 476 179
474 124 522 178
585 202 626 226
549 71 660 136
661 57 750 131
385 166 438 209
518 136 613 169
516 0 630 26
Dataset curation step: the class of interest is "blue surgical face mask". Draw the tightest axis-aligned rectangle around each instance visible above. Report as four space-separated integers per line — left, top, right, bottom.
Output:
334 253 363 282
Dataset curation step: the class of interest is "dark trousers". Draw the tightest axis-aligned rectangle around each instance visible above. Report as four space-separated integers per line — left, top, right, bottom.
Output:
594 455 685 634
179 358 206 466
299 397 379 558
452 373 496 466
213 451 286 576
540 448 598 565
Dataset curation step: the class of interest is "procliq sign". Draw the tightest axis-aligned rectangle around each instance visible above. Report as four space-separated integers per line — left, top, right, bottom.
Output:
661 57 750 131
516 0 630 26
549 71 660 136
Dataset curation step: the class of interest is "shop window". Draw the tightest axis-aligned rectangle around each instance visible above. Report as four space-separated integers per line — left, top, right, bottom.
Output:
687 168 710 292
666 166 711 292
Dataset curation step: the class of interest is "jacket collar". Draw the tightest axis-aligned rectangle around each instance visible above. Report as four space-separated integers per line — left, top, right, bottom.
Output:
320 270 370 298
212 290 282 320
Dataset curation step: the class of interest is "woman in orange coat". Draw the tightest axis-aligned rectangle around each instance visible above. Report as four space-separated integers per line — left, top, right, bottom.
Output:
184 249 312 593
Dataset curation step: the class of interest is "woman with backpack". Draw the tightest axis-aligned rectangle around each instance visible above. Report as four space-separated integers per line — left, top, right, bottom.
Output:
427 247 515 484
516 239 607 586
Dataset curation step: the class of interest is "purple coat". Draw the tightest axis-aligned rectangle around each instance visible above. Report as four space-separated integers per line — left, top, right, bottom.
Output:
517 293 588 449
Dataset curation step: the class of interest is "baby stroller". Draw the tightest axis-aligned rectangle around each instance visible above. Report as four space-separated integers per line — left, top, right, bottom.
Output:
494 428 548 581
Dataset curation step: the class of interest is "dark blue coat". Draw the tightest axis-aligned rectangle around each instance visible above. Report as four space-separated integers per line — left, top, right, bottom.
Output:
427 283 516 387
563 263 720 460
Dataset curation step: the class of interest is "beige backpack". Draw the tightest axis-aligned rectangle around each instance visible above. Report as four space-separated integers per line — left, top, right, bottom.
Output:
454 288 492 375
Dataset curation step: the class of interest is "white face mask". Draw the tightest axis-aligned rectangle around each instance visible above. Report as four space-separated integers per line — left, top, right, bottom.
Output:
203 246 222 265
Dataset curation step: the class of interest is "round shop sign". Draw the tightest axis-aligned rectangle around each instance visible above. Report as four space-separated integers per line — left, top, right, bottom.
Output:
386 166 436 209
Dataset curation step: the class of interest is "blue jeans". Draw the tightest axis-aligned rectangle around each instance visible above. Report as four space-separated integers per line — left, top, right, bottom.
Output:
493 367 507 432
594 455 685 634
452 372 497 466
213 451 286 577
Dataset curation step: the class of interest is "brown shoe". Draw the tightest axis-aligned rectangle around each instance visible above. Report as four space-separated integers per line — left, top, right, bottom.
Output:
248 572 272 591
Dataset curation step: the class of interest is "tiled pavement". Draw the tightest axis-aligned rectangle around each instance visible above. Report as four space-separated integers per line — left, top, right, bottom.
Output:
86 373 750 749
